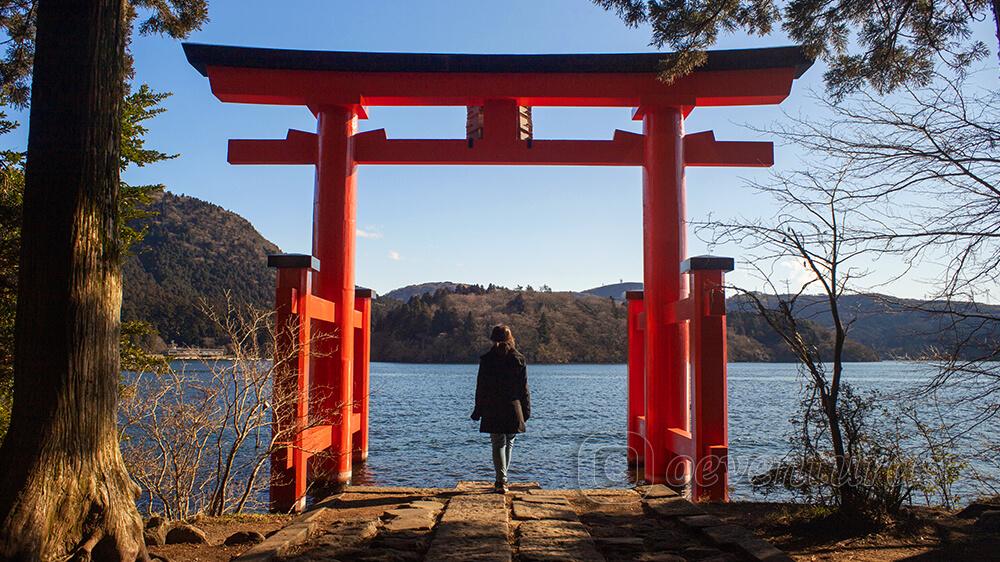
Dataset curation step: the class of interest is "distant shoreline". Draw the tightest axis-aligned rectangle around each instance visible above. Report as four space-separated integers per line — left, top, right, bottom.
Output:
162 357 950 365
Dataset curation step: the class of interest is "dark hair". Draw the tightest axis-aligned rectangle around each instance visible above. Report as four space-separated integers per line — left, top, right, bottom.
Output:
490 325 516 354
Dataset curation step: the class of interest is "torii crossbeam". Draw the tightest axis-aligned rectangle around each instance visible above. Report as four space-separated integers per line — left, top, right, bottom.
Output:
185 43 813 512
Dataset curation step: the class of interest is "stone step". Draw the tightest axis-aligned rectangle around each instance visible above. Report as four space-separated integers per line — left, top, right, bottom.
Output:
640 488 793 562
511 491 604 562
425 485 513 562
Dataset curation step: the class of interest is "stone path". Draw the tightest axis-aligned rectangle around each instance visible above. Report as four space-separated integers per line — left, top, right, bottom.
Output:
242 483 791 562
424 481 514 562
511 489 603 561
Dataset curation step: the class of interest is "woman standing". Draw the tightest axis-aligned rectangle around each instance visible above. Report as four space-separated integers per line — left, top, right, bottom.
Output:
471 325 531 493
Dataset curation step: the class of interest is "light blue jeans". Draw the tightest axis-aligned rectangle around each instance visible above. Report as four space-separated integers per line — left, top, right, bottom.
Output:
490 433 516 485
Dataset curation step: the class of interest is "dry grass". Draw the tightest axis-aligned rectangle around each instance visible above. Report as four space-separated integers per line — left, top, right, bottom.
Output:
702 500 1000 561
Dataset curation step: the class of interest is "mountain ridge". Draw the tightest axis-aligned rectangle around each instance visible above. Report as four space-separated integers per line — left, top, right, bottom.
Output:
122 191 278 346
121 194 994 362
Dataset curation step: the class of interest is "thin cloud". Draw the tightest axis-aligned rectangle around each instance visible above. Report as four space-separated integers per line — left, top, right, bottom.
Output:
357 228 383 239
388 250 401 261
777 257 819 291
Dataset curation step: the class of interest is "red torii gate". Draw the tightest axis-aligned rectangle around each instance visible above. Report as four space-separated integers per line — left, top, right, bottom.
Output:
184 44 812 512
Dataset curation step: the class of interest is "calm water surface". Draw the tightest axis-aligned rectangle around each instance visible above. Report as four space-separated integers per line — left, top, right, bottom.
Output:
355 361 990 501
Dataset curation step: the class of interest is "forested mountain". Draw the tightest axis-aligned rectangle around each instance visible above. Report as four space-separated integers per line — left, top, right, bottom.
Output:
726 293 1000 360
120 194 992 362
370 285 879 364
584 282 643 300
122 191 278 347
372 285 629 363
383 282 459 302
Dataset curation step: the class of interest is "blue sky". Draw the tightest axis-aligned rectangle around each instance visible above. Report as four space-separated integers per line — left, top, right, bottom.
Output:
5 1 997 297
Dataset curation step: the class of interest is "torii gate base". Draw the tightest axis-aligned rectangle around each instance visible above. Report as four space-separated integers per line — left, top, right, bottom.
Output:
267 254 371 513
627 256 733 500
183 43 812 512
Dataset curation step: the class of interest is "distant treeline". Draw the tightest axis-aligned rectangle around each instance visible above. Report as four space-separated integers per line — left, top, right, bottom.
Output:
372 284 628 363
371 284 880 364
120 192 994 362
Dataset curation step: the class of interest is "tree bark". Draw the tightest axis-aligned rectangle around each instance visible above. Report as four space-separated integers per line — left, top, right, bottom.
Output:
0 1 146 560
993 0 1000 67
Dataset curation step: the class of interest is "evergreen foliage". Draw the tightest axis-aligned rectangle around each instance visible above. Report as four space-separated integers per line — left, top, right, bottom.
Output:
0 84 175 441
0 149 20 442
370 285 880 363
121 191 279 347
371 285 628 363
596 0 997 98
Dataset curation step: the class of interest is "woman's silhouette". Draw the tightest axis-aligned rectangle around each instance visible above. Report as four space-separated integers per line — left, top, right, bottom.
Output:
471 325 531 493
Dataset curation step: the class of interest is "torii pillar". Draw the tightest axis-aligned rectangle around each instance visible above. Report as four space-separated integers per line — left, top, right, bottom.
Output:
311 106 360 485
641 106 688 486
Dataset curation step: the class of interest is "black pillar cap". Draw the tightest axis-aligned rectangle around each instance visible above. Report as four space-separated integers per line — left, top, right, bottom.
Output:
267 253 321 271
355 287 374 299
681 255 735 273
625 290 644 300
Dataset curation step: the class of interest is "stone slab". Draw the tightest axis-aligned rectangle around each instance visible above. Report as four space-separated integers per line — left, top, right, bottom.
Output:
343 485 448 494
407 500 446 510
441 506 505 523
638 484 680 499
512 501 579 521
587 525 635 538
574 489 642 504
281 518 381 561
574 488 641 497
517 538 603 562
515 494 571 506
384 507 436 520
594 536 645 552
637 554 686 562
976 510 1000 532
647 498 705 518
678 514 725 528
518 519 591 539
425 491 512 562
701 524 752 546
526 488 572 496
736 536 795 562
342 546 422 562
425 539 511 562
433 522 509 542
643 528 698 551
292 507 330 525
371 535 430 551
235 522 314 561
383 512 436 532
457 480 539 492
681 546 727 559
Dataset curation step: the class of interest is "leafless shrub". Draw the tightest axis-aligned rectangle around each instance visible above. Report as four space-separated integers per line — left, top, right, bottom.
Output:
119 293 338 519
698 162 926 521
760 75 1000 427
724 72 1000 509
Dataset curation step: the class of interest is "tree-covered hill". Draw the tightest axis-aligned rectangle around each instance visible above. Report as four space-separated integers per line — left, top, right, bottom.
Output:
371 285 880 364
122 191 278 347
120 194 987 362
727 293 1000 360
383 282 460 302
372 285 629 363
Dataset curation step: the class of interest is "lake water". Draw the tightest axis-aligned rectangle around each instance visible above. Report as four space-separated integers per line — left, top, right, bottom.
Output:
355 361 994 502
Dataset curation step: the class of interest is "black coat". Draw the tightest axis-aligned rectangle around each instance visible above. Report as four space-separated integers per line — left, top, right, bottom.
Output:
471 347 531 434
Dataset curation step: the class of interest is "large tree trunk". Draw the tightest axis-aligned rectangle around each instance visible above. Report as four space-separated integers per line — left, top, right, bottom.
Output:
0 1 146 560
993 0 1000 67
